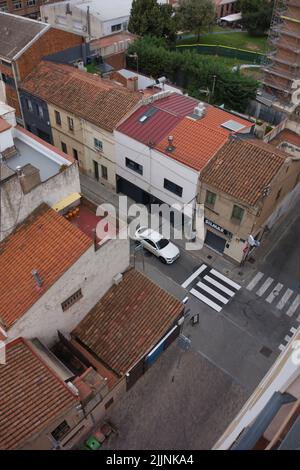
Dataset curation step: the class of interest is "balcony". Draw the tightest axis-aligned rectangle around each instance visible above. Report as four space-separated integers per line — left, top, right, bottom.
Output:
262 66 297 81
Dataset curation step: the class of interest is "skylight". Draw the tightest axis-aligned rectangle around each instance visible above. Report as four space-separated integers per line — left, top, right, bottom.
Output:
221 120 245 132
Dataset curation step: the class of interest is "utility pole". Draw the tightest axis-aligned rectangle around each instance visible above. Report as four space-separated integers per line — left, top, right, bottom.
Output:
211 75 217 101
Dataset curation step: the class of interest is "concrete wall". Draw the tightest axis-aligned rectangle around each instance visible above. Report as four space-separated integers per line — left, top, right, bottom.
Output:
115 131 199 209
0 163 80 241
8 237 130 345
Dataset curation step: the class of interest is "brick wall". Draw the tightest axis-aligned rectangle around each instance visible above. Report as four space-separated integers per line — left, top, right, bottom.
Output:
105 52 126 71
16 28 83 81
5 86 21 118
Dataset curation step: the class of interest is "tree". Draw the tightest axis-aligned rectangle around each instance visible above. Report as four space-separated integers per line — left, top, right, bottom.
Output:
128 0 177 43
177 0 216 41
237 0 274 36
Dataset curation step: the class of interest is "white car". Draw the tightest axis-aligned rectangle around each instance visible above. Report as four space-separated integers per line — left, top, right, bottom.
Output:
134 226 180 264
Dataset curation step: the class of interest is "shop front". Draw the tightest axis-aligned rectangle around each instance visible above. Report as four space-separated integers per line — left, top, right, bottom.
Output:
204 218 232 255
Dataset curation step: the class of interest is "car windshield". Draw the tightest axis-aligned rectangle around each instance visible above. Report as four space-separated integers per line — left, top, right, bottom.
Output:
157 239 169 249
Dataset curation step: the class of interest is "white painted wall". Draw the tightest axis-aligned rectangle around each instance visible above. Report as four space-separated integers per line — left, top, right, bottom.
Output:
8 237 130 346
115 131 199 210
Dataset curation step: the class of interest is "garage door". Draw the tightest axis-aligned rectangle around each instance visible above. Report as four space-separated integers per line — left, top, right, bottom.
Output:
116 176 150 205
205 230 226 254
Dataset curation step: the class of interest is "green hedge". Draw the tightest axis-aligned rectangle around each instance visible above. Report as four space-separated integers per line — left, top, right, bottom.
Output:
176 43 264 64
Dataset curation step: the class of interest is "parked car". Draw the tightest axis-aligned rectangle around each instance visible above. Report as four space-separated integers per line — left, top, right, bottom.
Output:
134 226 180 264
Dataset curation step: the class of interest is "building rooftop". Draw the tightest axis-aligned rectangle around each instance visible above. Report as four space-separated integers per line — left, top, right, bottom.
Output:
0 117 11 133
0 203 92 330
156 117 229 171
90 32 136 49
74 0 132 20
116 93 197 145
0 337 78 450
155 104 253 171
115 69 183 95
21 60 141 133
0 12 49 61
72 269 184 376
269 128 300 150
201 138 287 206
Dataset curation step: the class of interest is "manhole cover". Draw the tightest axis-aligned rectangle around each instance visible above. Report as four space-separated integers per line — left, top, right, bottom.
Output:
207 255 212 259
260 346 272 358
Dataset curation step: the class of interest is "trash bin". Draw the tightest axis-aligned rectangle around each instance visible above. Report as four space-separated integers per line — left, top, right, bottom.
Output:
85 436 101 450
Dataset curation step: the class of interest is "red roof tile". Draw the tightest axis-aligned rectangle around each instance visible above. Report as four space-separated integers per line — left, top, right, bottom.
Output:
269 129 300 149
201 138 287 206
0 204 92 329
72 269 183 376
198 106 252 132
21 61 141 133
156 117 229 171
0 338 78 450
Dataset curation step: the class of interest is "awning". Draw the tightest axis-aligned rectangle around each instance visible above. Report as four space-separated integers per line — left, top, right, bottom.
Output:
52 192 81 212
220 12 242 22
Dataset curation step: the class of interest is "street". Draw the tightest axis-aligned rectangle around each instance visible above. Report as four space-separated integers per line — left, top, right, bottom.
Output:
81 174 300 448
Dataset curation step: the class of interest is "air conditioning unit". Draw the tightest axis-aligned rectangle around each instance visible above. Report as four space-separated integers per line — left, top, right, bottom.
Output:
113 273 123 285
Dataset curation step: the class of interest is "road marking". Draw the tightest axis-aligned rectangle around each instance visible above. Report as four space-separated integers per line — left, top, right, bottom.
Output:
256 277 274 297
266 283 284 303
284 335 292 343
290 327 297 334
247 272 264 291
190 288 222 312
286 295 300 317
203 275 235 296
277 288 294 310
279 344 285 351
210 269 241 290
196 281 229 304
181 264 207 289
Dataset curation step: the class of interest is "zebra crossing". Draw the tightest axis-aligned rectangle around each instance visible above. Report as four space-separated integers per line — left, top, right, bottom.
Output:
181 264 241 312
247 272 300 321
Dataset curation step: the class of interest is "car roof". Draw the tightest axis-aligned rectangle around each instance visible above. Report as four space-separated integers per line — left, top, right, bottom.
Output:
140 228 162 242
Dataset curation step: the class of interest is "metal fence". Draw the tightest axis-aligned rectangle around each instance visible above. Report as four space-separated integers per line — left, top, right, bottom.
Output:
176 43 265 64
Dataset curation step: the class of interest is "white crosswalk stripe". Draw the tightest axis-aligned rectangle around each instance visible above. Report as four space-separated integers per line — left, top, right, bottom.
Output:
256 277 273 297
286 295 300 317
247 272 264 291
266 283 283 303
182 264 241 312
277 288 294 310
247 272 300 321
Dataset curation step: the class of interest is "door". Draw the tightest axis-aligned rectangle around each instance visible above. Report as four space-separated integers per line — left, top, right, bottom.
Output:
205 230 226 254
93 160 99 181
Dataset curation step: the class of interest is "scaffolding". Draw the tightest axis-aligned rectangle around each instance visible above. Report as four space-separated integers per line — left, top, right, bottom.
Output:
261 0 300 107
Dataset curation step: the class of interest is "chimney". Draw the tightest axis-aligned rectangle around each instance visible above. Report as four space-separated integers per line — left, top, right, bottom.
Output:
127 76 138 92
166 135 175 152
32 269 43 288
18 164 41 194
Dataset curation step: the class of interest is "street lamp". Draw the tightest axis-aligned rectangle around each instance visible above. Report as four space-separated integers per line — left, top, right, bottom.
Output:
128 52 139 74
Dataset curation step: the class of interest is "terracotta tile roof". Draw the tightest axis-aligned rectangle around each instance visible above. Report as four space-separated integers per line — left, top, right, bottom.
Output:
0 338 78 450
201 138 287 206
0 204 92 329
72 269 183 376
116 93 197 145
156 117 229 171
197 106 252 132
21 61 141 133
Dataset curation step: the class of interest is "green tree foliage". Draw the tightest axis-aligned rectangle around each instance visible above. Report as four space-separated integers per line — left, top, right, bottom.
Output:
237 0 274 36
127 37 258 112
177 0 216 41
128 0 177 43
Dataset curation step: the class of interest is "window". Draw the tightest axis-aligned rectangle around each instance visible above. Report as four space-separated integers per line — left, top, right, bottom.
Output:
0 1 8 12
61 142 67 154
94 138 103 151
231 205 244 222
55 110 61 126
67 116 74 131
163 178 183 197
27 0 36 6
144 239 156 249
125 157 143 175
51 420 71 442
73 148 78 161
26 98 33 112
205 190 216 207
101 165 108 180
36 103 43 118
13 0 22 10
61 288 82 312
111 23 122 32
